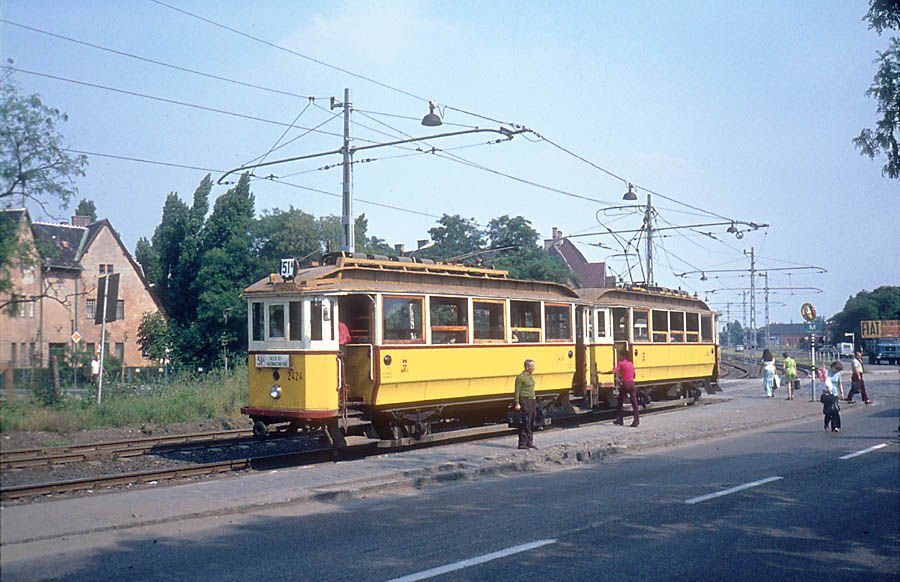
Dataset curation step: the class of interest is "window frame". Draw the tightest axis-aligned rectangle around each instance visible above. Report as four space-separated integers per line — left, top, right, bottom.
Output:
510 300 542 343
429 296 469 345
473 299 506 343
669 311 685 342
652 309 669 343
632 309 650 342
544 303 573 342
382 295 425 345
685 312 700 343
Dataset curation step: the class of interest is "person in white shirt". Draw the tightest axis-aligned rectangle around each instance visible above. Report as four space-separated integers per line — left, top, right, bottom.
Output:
846 351 871 404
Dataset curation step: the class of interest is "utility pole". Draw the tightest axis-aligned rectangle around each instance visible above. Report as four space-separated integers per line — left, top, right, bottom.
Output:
763 272 770 349
742 290 748 346
644 194 654 286
745 247 757 350
332 88 354 254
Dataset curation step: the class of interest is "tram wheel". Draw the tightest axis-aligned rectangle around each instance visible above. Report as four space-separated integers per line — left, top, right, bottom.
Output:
252 420 267 440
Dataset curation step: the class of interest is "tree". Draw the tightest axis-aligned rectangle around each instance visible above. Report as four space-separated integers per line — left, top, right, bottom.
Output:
253 206 320 276
134 236 161 287
1 67 88 211
425 214 484 260
854 1 900 178
186 173 256 365
137 311 170 361
828 286 900 343
149 192 189 309
74 199 97 222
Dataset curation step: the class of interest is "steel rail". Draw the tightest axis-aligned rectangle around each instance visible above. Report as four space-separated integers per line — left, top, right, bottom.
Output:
0 429 254 470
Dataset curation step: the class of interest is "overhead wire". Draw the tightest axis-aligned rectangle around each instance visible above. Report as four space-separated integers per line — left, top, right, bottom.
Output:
0 18 319 100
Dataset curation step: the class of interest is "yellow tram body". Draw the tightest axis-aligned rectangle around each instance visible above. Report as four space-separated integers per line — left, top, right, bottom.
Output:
241 254 718 444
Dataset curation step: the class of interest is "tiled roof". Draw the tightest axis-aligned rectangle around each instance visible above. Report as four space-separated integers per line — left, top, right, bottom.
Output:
31 221 88 270
545 238 611 288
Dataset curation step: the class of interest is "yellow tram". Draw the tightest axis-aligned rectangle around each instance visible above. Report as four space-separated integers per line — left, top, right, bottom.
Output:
241 254 719 446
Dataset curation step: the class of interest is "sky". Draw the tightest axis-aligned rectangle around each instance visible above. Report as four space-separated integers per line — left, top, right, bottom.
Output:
2 0 897 327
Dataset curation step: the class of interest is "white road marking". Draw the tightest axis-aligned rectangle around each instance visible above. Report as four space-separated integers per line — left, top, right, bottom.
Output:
386 539 557 582
839 443 889 460
685 476 783 505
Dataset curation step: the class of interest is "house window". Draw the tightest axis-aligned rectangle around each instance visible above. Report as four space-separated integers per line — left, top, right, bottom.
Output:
99 264 114 274
116 300 125 320
10 343 16 366
86 299 96 320
115 342 125 362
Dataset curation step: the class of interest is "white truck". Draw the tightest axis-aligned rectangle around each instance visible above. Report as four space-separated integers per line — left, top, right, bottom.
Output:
836 342 854 358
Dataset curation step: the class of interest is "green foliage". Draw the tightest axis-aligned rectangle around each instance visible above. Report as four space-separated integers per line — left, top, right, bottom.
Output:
856 3 900 178
134 237 160 286
137 311 170 361
253 206 320 275
425 214 485 260
0 366 247 433
74 199 97 221
1 66 88 208
829 286 900 343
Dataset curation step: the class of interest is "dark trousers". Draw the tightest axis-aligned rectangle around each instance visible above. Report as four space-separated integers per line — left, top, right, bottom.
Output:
617 381 640 425
824 410 841 430
846 376 869 402
518 397 536 447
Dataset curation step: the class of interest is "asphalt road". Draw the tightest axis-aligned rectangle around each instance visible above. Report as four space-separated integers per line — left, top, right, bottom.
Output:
2 377 897 581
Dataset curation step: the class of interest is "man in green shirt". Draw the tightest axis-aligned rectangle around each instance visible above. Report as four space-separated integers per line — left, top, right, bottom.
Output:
514 359 537 449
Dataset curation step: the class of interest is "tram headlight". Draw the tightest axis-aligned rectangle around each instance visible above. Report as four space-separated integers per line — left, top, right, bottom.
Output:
270 384 282 400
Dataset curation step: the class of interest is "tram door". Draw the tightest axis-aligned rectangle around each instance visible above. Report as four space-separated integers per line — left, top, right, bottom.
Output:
338 294 376 403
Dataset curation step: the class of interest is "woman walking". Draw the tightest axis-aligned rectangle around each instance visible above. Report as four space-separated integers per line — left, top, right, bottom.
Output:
762 349 776 398
782 352 798 400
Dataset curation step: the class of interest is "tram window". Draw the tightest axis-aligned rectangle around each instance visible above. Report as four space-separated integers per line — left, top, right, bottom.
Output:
612 308 629 342
701 314 713 342
311 300 323 341
511 300 541 343
383 296 424 343
633 309 649 341
686 312 700 342
289 301 303 341
545 304 572 341
473 300 505 341
670 311 685 342
251 302 264 342
596 310 607 339
652 310 669 343
431 296 468 344
268 304 285 339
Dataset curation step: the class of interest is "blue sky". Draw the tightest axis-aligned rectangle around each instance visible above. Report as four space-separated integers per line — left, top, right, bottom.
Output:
2 0 897 326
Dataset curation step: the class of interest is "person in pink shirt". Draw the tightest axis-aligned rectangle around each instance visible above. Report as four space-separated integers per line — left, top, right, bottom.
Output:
609 350 639 427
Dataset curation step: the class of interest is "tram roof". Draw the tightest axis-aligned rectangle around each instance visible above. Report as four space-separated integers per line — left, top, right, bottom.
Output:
244 255 580 301
577 286 712 312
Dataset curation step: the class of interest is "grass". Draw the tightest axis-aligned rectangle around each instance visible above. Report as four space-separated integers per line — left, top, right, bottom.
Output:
0 365 248 434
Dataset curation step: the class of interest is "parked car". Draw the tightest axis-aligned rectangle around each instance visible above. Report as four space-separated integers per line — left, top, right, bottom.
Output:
735 344 745 352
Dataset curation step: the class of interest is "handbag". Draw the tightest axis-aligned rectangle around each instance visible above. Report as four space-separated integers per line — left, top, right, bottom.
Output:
506 409 526 428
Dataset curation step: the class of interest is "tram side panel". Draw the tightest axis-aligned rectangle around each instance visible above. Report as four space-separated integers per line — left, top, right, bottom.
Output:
371 344 576 408
631 343 717 385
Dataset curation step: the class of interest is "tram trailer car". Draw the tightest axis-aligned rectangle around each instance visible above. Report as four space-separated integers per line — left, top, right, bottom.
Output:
576 287 720 408
241 254 719 447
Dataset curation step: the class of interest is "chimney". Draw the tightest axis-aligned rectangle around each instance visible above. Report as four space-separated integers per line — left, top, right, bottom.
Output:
72 215 91 227
394 243 405 255
552 227 558 240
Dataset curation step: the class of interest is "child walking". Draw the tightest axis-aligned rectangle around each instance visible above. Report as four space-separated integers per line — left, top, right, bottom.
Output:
818 367 841 432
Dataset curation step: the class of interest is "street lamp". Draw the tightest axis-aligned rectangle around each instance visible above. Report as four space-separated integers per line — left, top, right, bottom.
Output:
218 89 525 254
623 183 638 201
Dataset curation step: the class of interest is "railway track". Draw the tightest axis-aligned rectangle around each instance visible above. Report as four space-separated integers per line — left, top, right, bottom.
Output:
1 398 718 502
0 429 255 470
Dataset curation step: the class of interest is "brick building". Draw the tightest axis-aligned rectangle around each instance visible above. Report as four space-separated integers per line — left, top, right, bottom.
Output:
1 209 162 382
544 227 617 288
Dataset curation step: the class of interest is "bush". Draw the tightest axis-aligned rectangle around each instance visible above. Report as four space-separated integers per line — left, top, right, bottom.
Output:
0 364 248 433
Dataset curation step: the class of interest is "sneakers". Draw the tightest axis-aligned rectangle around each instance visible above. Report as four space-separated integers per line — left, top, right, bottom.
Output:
832 428 840 432
864 400 873 405
613 419 624 426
